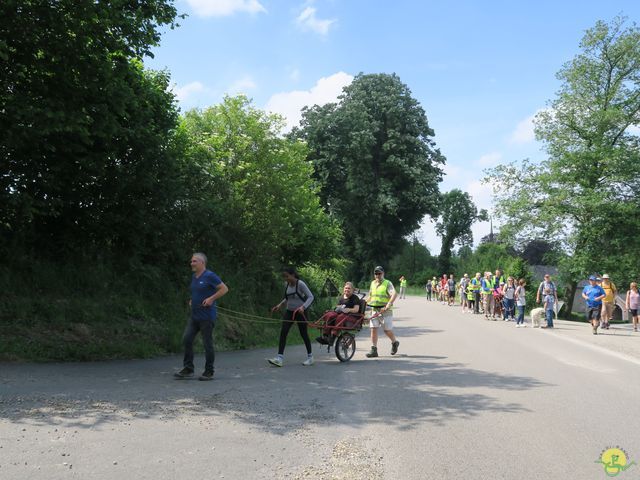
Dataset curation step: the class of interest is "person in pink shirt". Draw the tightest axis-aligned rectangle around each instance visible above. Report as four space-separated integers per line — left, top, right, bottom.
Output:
625 282 640 332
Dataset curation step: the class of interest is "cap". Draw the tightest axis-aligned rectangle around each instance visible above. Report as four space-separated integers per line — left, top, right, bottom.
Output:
602 274 610 279
374 266 384 273
589 275 597 281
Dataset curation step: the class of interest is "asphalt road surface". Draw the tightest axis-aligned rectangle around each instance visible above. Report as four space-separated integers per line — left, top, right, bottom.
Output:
2 296 639 479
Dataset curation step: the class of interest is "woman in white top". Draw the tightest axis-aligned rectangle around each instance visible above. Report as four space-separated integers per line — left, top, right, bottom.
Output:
515 279 527 327
626 282 640 332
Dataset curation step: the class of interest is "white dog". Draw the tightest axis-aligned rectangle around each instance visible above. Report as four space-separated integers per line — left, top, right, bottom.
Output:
530 307 545 328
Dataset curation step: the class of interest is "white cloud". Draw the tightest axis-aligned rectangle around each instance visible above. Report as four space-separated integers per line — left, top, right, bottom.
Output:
509 109 550 144
186 0 266 17
174 81 206 103
227 75 257 94
265 71 353 131
510 114 536 144
295 6 335 35
477 152 502 167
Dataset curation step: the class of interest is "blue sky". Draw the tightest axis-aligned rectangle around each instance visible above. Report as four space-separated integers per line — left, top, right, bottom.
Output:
146 0 640 254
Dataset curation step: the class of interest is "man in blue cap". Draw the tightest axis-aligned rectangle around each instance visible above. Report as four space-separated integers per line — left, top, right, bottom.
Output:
582 275 606 335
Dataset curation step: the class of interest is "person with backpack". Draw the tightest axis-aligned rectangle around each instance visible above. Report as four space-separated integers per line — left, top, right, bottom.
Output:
502 277 517 321
268 267 315 367
515 278 527 327
600 274 617 330
625 282 639 332
365 266 399 358
536 274 558 306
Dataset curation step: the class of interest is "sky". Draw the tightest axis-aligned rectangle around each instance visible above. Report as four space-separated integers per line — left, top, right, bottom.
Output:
145 0 640 254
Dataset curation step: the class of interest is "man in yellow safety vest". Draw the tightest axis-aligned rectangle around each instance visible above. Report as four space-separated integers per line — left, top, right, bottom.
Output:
364 266 399 358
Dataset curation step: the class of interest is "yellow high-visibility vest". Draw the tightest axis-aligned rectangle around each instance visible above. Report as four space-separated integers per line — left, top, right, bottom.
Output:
369 279 392 308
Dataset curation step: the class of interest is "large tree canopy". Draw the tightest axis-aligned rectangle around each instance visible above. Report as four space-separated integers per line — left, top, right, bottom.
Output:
435 189 487 274
180 97 342 275
295 73 444 278
485 16 640 311
0 0 181 257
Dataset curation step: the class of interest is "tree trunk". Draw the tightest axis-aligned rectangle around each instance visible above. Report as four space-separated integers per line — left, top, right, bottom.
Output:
564 280 578 318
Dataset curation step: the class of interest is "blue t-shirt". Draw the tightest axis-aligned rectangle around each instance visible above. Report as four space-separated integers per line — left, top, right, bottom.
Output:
191 270 222 321
583 284 605 308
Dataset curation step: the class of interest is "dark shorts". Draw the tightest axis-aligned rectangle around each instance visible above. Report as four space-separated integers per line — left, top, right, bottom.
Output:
587 307 601 321
630 309 638 317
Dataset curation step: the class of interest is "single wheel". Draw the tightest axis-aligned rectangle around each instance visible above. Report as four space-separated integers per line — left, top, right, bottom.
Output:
335 333 356 362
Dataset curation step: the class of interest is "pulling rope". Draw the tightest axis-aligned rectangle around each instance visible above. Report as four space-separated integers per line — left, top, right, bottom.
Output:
215 305 381 326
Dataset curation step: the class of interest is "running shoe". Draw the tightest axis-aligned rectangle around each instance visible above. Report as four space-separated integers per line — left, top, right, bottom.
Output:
391 341 400 355
268 357 283 367
302 357 314 366
198 370 214 381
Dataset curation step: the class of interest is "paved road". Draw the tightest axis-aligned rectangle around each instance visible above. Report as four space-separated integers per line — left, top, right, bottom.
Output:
2 297 639 479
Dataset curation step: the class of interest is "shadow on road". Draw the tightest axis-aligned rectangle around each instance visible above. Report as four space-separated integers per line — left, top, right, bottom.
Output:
0 351 553 434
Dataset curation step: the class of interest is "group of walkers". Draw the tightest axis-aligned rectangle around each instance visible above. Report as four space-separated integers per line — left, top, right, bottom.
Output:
174 254 402 378
425 270 640 335
581 274 640 335
426 270 537 327
172 251 640 379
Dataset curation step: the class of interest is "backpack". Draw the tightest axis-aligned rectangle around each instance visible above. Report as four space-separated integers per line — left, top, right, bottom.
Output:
283 279 314 307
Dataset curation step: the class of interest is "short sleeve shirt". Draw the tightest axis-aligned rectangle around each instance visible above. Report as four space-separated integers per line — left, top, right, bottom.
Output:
544 294 555 310
191 270 222 321
338 294 360 309
583 284 605 308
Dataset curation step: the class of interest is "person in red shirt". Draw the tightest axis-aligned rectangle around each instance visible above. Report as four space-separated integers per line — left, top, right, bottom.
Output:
440 274 448 304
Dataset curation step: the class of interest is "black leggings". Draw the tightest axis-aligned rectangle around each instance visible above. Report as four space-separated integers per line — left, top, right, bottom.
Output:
278 309 312 355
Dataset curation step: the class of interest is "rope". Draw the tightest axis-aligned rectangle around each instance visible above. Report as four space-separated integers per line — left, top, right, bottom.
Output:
217 305 280 321
216 308 312 325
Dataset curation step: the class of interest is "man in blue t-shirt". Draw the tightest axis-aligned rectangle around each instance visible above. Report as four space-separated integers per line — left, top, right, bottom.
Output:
582 275 606 335
175 252 228 380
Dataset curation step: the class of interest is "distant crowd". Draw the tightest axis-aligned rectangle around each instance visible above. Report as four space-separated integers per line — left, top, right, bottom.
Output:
422 271 640 335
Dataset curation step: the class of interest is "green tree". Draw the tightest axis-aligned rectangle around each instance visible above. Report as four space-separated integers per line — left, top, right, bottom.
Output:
485 16 640 313
295 73 445 279
388 236 437 281
0 0 182 257
435 189 488 274
180 96 342 275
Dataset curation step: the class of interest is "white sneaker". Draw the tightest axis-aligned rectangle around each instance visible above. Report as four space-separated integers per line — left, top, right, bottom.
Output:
516 324 521 328
268 357 283 367
302 357 314 366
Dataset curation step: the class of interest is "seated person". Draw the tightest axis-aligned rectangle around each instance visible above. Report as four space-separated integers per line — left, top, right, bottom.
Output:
317 282 361 345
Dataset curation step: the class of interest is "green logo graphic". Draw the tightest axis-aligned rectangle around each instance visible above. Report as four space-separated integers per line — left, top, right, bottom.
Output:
595 447 637 477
